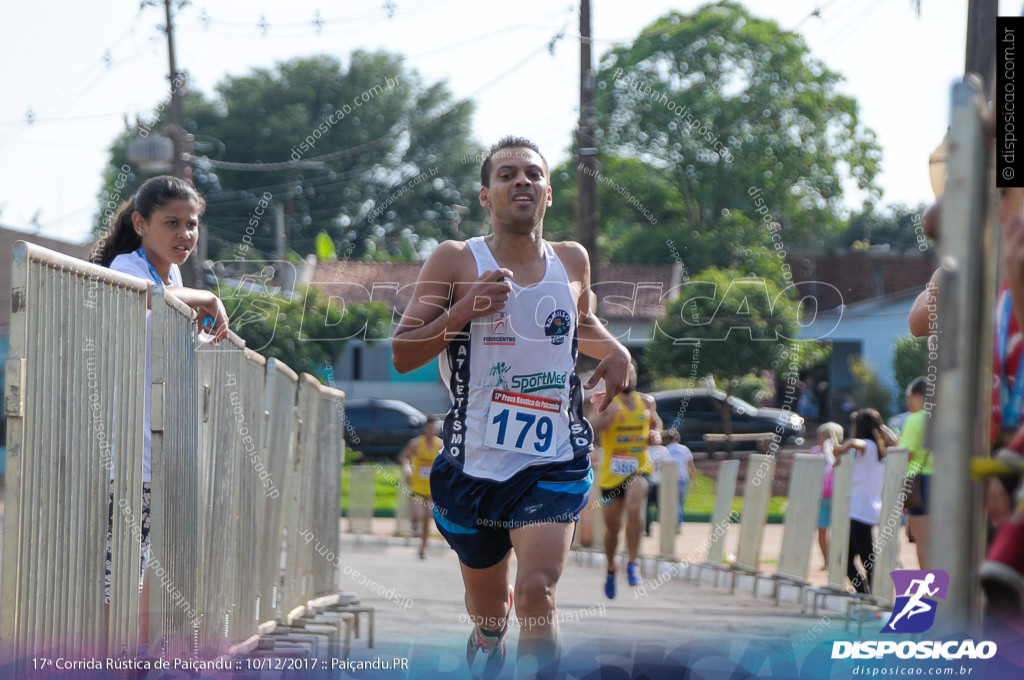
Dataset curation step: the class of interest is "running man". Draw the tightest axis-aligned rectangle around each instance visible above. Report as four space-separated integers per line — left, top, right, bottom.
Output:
392 137 631 678
590 365 661 598
887 573 940 630
398 417 442 560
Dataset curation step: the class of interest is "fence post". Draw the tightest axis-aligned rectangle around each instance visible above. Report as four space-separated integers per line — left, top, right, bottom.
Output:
348 467 376 534
929 77 996 635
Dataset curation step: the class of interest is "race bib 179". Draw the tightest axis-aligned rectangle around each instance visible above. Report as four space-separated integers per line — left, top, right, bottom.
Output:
484 389 562 456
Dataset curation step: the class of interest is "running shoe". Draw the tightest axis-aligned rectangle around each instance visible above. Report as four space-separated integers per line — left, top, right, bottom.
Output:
466 625 506 679
627 562 641 586
604 570 616 599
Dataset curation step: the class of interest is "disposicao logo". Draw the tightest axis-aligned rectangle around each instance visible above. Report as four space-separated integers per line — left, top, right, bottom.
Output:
830 569 997 661
882 569 948 634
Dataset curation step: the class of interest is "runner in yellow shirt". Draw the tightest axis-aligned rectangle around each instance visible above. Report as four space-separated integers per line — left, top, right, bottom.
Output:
399 417 442 560
590 365 661 598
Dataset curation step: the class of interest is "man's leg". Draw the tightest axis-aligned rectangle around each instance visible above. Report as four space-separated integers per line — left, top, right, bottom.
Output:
510 521 575 674
576 484 599 547
602 496 623 562
645 484 656 536
460 552 514 635
412 499 429 558
678 478 689 531
601 495 623 598
460 551 514 679
624 476 650 565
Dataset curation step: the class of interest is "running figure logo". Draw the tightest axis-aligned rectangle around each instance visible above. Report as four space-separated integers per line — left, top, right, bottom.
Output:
882 570 949 634
489 362 511 389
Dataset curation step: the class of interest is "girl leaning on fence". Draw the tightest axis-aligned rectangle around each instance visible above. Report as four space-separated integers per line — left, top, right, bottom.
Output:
833 409 892 595
89 175 230 639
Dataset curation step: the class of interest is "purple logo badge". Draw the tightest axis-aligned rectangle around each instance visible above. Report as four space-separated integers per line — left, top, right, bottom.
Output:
882 570 949 634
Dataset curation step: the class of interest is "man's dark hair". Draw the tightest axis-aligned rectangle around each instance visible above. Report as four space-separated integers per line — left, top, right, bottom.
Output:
480 136 548 188
907 376 928 398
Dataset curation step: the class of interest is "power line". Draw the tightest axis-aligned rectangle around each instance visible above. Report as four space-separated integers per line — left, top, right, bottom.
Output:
0 112 127 127
187 31 563 173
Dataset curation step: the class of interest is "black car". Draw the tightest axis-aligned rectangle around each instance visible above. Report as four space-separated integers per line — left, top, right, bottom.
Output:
651 388 805 453
343 398 428 460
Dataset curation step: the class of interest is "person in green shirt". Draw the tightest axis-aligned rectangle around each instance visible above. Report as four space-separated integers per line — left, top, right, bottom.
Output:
900 377 933 570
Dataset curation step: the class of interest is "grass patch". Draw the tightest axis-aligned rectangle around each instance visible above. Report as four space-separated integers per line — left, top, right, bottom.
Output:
341 464 402 517
343 465 788 522
680 471 787 523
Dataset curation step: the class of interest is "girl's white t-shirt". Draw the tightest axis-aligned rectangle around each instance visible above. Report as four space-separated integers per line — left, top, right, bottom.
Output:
108 252 183 483
848 439 885 525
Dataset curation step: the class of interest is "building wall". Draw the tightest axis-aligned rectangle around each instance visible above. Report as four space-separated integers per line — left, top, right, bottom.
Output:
799 296 918 414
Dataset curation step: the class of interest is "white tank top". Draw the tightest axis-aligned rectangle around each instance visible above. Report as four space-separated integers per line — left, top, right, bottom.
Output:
439 237 594 481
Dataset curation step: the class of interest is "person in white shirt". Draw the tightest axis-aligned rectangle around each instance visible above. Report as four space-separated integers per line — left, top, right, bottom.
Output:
833 409 888 594
663 428 698 532
645 430 670 536
90 175 229 641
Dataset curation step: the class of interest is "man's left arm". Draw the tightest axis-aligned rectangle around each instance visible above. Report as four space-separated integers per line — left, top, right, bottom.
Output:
557 242 631 411
643 393 663 431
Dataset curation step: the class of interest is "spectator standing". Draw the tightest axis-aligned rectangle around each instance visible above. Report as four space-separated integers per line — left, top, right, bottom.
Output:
811 422 843 569
834 409 889 594
662 428 697 533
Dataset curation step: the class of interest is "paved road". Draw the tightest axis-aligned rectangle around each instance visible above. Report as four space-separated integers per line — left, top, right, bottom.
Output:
333 530 847 677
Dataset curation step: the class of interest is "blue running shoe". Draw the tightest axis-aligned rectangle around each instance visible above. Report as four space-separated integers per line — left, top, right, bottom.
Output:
627 562 641 586
604 570 616 599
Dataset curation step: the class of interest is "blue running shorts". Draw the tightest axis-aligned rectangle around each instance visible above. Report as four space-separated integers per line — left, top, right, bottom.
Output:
430 454 593 569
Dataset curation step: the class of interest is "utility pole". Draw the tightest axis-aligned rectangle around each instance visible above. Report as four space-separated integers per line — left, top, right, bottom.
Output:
150 0 202 286
577 0 599 288
163 0 188 181
964 0 996 94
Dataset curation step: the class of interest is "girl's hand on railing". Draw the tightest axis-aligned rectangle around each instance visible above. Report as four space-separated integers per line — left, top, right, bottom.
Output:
169 288 230 343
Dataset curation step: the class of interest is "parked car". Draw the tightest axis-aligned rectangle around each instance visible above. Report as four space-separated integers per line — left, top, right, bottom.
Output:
651 388 806 453
343 398 428 460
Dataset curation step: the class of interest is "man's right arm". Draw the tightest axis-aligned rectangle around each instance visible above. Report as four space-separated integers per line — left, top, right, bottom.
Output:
392 241 512 374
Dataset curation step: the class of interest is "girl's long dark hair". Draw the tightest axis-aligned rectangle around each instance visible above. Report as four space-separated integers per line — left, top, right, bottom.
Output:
90 175 205 267
850 408 887 459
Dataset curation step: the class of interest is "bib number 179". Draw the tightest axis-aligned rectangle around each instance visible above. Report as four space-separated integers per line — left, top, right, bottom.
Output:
483 390 562 456
490 409 553 453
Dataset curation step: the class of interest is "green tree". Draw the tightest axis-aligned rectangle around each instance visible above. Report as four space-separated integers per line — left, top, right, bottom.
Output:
827 203 932 251
223 283 390 379
892 334 929 395
580 2 880 270
849 355 894 421
94 52 487 261
644 266 821 384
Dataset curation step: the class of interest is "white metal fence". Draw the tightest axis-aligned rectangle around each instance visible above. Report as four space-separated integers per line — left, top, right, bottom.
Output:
1 243 346 670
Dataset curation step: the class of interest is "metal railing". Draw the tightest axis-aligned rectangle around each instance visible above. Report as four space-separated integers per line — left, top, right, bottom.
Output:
930 76 999 634
1 243 346 671
2 242 149 662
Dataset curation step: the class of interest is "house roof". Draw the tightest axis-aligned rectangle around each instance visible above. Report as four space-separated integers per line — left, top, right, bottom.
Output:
307 247 938 325
786 248 937 310
1 226 92 332
310 258 677 321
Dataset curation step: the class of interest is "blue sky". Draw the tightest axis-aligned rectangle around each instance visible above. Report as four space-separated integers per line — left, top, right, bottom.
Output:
0 0 1005 244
